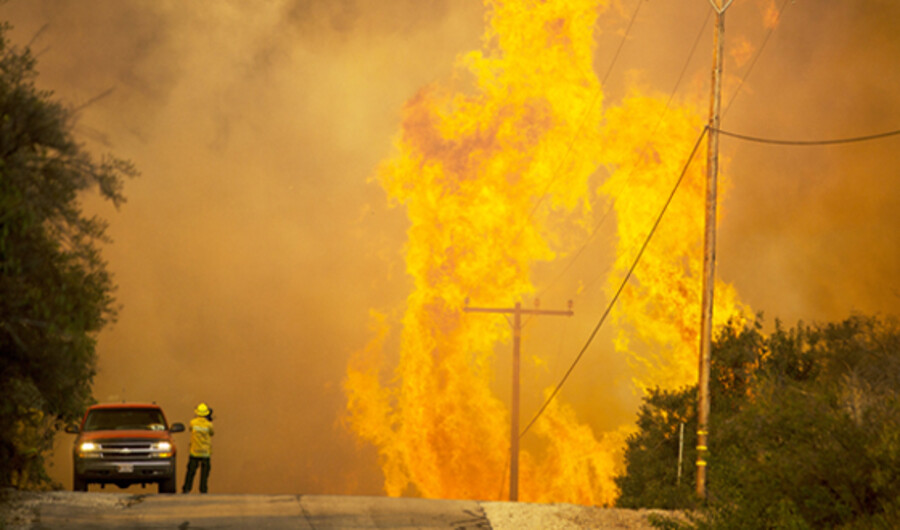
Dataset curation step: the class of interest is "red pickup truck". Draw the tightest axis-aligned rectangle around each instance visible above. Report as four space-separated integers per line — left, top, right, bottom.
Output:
65 403 185 493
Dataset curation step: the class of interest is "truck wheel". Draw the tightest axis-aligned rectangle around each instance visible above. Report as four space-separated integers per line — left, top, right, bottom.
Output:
158 476 176 494
73 475 88 492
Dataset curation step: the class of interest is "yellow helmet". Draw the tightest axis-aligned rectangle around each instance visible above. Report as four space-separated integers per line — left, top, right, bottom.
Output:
194 403 210 417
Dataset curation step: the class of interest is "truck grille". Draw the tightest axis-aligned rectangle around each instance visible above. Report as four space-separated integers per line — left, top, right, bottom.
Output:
93 440 159 459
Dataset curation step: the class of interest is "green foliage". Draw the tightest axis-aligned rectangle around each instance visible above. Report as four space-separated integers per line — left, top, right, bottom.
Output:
617 314 900 529
615 386 697 509
0 22 137 489
616 316 766 510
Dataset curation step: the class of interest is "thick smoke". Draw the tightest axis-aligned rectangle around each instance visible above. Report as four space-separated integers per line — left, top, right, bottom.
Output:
5 0 483 495
3 0 897 494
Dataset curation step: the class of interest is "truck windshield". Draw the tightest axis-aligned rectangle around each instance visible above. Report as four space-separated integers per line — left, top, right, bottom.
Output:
83 409 167 432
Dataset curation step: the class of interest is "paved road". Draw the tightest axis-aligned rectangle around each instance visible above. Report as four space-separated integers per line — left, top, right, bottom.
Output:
7 493 487 529
2 491 676 529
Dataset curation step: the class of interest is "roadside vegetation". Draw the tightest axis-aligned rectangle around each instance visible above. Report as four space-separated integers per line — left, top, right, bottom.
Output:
617 314 900 529
0 22 136 489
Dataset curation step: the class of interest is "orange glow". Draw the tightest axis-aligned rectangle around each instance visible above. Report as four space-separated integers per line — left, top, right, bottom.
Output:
344 0 750 504
345 0 617 503
762 0 781 30
731 35 756 69
345 0 737 505
599 89 748 392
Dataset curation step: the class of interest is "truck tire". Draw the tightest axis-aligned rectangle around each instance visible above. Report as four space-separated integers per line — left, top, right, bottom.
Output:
73 475 88 492
158 476 176 494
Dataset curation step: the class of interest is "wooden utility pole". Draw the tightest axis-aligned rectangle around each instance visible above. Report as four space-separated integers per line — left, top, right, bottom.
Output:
464 299 573 501
698 0 733 501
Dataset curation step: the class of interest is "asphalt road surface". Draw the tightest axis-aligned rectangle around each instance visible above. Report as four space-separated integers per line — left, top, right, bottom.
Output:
1 491 681 529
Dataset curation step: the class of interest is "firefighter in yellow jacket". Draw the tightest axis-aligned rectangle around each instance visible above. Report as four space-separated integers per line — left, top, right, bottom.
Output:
182 402 214 493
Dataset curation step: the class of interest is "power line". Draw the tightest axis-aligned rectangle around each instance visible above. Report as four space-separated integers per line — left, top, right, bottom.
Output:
515 0 898 455
519 126 710 439
524 3 715 423
548 0 785 345
715 127 900 146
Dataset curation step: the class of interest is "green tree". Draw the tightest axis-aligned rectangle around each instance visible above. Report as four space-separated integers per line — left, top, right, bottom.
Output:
615 317 766 510
0 22 137 489
706 316 900 529
617 315 900 529
615 385 697 509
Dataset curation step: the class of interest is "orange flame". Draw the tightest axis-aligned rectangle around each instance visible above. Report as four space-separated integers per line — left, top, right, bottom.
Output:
599 90 748 392
345 0 747 504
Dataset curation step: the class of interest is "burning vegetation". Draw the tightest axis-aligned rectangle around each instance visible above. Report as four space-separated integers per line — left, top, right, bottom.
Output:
344 0 748 504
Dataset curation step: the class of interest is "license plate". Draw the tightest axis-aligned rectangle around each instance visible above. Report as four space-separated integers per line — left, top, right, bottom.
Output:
116 464 134 473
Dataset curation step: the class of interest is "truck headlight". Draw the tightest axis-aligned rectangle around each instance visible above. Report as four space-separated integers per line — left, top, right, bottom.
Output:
152 441 173 458
78 441 101 458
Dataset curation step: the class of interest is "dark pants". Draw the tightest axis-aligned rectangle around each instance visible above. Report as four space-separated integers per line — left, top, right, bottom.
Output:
182 456 211 493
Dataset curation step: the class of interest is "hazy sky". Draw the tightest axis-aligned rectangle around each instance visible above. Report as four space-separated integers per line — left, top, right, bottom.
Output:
4 0 898 495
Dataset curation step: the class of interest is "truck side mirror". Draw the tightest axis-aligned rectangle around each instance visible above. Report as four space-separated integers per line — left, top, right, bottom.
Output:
170 423 185 433
64 425 80 434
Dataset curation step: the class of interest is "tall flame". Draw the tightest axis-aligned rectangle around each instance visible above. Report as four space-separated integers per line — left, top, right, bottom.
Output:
600 91 748 392
345 0 746 505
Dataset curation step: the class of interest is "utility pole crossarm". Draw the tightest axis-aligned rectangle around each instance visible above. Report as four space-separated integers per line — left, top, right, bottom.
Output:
464 307 574 317
709 0 735 14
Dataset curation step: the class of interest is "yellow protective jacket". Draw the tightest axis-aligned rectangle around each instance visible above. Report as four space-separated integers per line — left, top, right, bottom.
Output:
188 416 214 457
